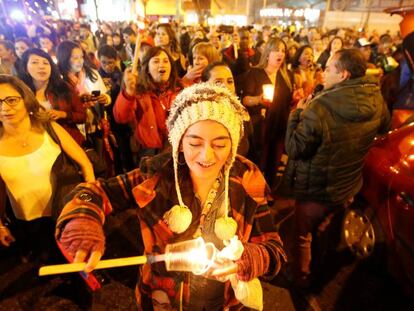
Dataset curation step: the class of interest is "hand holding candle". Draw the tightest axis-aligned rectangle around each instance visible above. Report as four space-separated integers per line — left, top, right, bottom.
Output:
262 84 274 104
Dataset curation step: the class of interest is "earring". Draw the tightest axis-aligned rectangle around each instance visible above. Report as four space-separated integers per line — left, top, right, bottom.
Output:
29 111 34 115
177 152 186 165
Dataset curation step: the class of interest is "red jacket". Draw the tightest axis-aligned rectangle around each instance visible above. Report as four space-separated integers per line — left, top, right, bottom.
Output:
113 89 177 149
48 88 86 146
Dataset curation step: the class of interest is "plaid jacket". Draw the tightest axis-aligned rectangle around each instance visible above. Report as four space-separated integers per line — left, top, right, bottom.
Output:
56 152 286 310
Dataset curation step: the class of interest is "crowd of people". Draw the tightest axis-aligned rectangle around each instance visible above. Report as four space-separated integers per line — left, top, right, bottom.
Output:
0 14 413 310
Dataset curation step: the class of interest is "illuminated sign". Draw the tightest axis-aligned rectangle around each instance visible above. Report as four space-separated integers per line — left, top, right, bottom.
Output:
260 8 320 21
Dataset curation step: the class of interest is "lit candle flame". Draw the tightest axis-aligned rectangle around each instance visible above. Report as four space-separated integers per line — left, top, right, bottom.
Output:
164 237 216 275
262 84 274 102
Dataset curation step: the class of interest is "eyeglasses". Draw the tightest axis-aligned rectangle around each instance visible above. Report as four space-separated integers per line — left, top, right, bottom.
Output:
0 96 22 108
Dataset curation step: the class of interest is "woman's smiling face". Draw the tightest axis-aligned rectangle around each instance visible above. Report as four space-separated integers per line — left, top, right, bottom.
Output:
155 27 170 47
182 120 232 181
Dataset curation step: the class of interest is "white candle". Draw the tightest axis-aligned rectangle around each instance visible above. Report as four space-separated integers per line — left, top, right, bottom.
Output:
233 43 238 59
262 84 274 102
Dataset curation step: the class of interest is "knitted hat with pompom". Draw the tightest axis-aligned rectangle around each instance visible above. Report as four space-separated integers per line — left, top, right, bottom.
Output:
163 82 249 240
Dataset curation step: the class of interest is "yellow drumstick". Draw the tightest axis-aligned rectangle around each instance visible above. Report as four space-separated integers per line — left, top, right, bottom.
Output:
39 255 152 276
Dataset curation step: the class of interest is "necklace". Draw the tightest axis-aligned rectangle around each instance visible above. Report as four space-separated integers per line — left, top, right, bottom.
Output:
193 177 221 238
20 138 29 148
6 131 31 148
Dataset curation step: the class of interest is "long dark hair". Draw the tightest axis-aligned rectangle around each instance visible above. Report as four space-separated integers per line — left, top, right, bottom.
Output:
18 48 73 104
291 45 313 69
327 36 343 53
137 46 179 93
56 40 98 85
156 23 181 55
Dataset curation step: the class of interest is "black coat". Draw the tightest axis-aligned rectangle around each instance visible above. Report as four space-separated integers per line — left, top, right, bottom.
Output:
285 75 391 204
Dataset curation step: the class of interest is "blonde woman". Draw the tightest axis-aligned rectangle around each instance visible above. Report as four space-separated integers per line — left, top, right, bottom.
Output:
241 38 294 190
182 42 222 85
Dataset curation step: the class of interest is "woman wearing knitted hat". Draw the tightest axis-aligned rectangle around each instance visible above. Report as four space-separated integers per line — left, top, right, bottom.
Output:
55 83 286 310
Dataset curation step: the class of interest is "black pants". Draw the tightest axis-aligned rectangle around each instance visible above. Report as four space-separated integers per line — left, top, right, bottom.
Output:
294 200 342 279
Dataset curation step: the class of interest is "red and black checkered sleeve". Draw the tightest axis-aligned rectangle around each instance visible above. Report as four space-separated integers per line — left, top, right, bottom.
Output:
56 169 144 239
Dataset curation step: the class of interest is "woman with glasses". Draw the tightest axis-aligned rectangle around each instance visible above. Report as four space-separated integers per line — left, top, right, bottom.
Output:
0 75 94 262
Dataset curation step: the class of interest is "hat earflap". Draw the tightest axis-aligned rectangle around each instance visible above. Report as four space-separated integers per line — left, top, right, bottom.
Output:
162 157 192 234
214 165 238 241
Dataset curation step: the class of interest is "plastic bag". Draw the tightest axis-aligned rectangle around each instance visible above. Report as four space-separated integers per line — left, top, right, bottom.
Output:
230 275 263 310
217 235 244 261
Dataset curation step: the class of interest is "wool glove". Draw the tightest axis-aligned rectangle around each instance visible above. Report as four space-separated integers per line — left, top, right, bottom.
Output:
59 217 105 259
236 243 270 282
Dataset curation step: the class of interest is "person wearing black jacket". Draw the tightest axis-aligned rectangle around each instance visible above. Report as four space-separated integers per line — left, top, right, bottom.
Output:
285 49 390 287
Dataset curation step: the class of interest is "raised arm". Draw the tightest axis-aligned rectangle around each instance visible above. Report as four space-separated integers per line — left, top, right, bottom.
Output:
113 68 138 124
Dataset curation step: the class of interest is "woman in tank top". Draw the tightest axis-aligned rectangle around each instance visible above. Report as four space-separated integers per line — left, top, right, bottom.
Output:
0 75 94 257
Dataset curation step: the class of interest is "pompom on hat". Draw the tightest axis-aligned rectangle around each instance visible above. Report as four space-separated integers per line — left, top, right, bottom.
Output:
164 82 249 238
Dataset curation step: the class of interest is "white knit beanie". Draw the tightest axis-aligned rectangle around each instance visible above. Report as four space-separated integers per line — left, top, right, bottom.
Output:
164 82 249 239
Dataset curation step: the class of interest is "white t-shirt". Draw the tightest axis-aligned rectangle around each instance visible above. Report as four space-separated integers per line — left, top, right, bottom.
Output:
80 69 110 134
83 68 109 95
0 132 61 221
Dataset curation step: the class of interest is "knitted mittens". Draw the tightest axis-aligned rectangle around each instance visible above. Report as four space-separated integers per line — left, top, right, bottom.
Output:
236 243 270 281
59 218 105 259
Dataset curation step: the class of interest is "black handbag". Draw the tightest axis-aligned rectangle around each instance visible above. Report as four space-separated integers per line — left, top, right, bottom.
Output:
45 123 83 220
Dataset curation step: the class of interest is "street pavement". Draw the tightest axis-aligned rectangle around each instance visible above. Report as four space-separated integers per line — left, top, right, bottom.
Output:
1 202 413 311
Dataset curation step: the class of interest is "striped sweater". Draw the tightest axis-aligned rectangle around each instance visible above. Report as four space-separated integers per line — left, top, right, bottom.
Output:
56 152 286 310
